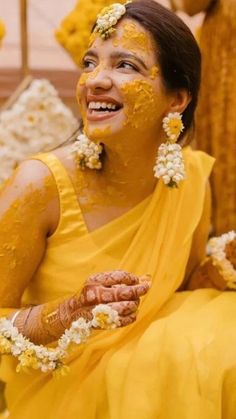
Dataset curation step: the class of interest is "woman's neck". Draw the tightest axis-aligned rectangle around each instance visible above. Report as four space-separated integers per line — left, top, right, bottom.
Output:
98 136 158 204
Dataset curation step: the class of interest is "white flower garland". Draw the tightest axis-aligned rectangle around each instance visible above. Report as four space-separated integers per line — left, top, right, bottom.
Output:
71 133 103 170
207 231 236 289
0 305 120 376
0 79 78 185
94 3 127 39
154 112 186 188
153 143 186 187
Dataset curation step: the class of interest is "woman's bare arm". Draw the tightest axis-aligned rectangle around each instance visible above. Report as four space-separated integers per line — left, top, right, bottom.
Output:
0 159 59 310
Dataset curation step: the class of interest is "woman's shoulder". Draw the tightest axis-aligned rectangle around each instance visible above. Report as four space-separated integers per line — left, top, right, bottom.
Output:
0 157 60 235
0 158 55 200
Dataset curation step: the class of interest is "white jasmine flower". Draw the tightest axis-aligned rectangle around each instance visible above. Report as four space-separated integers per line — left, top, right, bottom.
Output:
207 231 236 288
91 304 120 329
154 142 186 187
0 79 78 184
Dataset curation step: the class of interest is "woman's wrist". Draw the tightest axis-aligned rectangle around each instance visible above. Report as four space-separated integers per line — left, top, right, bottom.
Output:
187 231 236 291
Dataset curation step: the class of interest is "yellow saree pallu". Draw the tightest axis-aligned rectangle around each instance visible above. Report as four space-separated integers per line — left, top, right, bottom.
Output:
2 147 236 418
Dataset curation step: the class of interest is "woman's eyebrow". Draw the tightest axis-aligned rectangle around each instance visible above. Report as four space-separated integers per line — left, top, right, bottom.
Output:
83 50 98 59
83 50 148 70
110 51 148 70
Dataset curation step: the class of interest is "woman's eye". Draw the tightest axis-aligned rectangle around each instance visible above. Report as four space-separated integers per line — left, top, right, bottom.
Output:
118 61 138 71
82 59 97 70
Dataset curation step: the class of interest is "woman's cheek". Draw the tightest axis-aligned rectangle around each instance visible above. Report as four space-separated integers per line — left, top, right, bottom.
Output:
120 79 160 130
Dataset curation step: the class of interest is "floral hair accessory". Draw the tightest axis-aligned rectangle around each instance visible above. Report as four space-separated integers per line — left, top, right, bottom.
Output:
94 2 127 40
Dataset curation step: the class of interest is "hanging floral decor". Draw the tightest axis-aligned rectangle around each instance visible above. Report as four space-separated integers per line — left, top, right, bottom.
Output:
55 0 126 66
0 79 79 184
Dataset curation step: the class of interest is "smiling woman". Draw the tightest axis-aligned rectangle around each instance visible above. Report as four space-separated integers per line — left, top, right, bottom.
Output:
1 1 236 418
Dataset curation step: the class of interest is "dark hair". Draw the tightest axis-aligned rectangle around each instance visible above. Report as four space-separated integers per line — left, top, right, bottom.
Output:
125 0 201 140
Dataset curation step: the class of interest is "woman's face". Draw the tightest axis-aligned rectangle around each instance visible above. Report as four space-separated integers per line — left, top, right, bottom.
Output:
77 18 171 144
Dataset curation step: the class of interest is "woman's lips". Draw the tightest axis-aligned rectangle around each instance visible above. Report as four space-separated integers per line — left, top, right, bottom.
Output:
86 108 122 122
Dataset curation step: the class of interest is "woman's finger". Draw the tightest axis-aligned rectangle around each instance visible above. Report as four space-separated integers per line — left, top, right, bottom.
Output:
119 312 137 327
86 270 140 287
79 282 150 305
107 300 139 316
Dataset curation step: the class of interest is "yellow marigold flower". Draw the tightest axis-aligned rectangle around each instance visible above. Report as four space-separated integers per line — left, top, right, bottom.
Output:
18 350 40 370
0 19 6 46
55 0 126 66
0 336 11 354
167 119 183 136
53 364 70 379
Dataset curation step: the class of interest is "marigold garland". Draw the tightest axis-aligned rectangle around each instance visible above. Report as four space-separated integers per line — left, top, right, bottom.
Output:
55 0 126 66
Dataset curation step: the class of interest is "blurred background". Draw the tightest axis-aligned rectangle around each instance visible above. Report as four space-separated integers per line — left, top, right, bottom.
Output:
0 0 202 113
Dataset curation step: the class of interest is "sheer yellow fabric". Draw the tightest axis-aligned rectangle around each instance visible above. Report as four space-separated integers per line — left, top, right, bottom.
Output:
2 147 236 418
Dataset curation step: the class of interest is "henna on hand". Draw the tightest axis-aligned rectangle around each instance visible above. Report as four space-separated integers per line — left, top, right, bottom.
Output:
86 270 140 287
12 271 150 345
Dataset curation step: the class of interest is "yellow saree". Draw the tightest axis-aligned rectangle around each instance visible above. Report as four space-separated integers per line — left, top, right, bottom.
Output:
2 147 236 418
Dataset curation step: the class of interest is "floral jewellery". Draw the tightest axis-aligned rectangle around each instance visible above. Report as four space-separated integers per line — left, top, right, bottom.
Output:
71 132 103 170
94 2 129 40
207 231 236 290
0 305 120 376
153 112 186 188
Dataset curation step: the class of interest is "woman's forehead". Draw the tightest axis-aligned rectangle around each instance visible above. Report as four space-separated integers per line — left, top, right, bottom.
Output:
89 18 157 62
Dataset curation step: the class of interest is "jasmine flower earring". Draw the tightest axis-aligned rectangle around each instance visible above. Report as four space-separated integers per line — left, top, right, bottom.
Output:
71 132 103 170
153 112 186 188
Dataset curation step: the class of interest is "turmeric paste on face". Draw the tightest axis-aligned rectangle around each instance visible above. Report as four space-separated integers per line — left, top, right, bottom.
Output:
121 79 160 130
112 22 154 57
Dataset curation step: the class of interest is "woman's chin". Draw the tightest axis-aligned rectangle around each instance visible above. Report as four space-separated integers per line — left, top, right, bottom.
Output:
86 122 124 143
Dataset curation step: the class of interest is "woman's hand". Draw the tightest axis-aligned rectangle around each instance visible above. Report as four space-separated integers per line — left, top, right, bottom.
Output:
75 270 150 327
13 271 150 345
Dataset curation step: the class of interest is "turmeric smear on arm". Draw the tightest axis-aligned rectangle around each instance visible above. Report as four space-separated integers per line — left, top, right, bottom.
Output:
0 160 58 309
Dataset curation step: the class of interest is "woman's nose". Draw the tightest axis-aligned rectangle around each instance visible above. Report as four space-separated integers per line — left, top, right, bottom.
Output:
86 68 113 91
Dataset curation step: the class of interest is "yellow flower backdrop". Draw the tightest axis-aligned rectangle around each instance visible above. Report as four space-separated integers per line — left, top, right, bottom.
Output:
55 0 126 66
0 19 5 46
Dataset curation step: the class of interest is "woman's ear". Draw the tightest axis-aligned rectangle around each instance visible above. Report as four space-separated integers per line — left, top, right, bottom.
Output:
168 89 192 114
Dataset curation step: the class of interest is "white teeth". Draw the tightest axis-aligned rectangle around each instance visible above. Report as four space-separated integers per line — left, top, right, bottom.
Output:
88 101 118 110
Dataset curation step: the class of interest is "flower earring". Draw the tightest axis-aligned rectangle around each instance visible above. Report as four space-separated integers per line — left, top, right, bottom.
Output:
71 132 103 170
153 112 186 188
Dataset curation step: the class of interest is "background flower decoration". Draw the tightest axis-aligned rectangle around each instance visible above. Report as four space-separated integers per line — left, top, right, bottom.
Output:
0 19 5 46
55 0 126 66
0 79 79 185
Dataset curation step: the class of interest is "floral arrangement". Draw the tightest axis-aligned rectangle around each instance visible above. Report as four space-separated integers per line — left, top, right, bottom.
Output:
94 3 127 39
0 19 5 46
207 230 236 289
0 305 119 376
55 0 126 66
0 79 78 185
